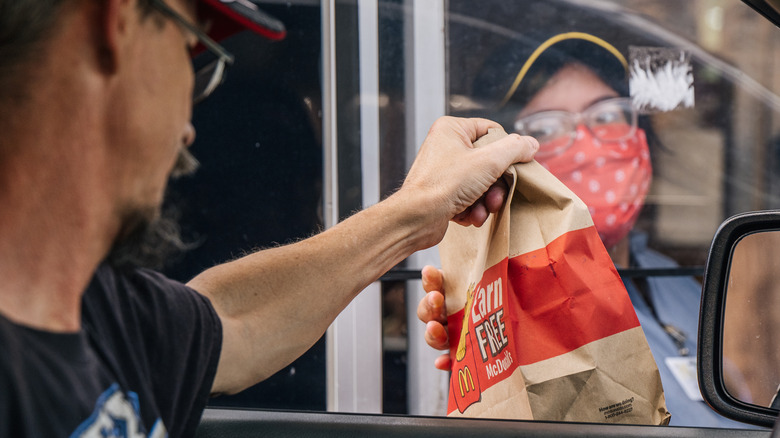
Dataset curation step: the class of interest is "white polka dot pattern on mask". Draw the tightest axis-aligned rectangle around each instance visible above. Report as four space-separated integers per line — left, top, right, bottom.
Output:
536 125 653 249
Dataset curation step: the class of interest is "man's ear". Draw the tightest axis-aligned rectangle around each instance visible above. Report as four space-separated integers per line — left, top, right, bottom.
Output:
97 0 135 74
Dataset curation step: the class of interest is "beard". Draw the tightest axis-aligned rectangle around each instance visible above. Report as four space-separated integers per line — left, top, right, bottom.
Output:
106 148 200 271
106 205 192 271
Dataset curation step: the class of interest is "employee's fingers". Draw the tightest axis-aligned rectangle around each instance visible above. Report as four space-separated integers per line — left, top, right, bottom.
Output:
417 290 446 325
421 265 443 293
418 267 446 325
434 353 452 371
425 320 450 350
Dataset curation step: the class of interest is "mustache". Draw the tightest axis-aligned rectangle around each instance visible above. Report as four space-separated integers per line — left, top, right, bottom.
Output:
171 148 200 179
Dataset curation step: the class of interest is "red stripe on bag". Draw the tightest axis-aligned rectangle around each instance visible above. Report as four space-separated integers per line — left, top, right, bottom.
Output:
448 226 639 371
507 226 639 364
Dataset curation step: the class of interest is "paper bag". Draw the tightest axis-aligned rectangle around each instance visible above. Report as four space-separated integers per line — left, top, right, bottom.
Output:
439 129 670 424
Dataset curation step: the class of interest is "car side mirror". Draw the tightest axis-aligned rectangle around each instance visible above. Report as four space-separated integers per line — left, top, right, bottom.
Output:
742 0 780 28
699 210 780 427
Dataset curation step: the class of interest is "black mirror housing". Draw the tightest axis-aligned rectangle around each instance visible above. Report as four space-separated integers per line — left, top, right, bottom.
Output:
742 0 780 28
699 210 780 427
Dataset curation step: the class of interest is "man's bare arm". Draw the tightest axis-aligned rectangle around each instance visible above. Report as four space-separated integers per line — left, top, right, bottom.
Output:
188 117 538 396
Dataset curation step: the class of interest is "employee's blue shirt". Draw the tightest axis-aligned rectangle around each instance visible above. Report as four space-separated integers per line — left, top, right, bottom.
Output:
625 233 761 429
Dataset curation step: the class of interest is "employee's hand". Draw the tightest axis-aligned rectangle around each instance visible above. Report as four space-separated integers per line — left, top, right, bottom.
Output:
417 265 453 371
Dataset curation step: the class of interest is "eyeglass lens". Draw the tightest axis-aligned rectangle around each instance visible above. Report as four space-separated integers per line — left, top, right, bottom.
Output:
192 59 226 104
515 98 636 155
584 99 634 141
149 0 233 104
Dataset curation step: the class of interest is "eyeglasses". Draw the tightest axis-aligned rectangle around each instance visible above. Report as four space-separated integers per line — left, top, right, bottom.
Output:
149 0 235 104
513 97 637 157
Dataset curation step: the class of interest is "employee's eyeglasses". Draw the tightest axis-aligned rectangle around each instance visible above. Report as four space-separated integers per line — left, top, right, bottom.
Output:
149 0 235 104
513 97 637 157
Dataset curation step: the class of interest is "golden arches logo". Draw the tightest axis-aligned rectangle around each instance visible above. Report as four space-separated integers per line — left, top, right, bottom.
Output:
457 366 476 397
455 283 476 362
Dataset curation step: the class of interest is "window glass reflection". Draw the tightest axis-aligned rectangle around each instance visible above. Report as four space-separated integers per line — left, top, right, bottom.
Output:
724 231 780 408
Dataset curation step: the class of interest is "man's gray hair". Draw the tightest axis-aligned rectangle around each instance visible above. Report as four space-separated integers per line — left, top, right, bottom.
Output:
0 0 158 98
0 1 65 90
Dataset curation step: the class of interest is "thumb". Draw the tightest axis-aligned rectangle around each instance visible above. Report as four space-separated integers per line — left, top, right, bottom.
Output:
477 133 539 169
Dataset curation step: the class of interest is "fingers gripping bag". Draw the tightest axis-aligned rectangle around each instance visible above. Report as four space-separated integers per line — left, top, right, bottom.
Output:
439 128 670 424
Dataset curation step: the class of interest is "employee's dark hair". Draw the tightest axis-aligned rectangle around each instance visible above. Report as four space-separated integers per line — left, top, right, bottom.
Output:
473 31 665 157
474 32 628 129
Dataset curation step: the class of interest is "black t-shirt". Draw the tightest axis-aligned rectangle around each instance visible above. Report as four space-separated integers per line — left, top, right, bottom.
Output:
0 263 222 437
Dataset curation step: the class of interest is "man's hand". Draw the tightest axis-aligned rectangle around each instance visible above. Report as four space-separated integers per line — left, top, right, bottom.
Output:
417 265 453 371
398 116 538 248
410 118 537 371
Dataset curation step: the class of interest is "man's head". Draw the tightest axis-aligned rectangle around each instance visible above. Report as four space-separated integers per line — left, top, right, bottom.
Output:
0 0 285 133
0 0 285 269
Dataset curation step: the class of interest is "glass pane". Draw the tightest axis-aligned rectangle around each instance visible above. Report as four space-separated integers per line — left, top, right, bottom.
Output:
157 0 780 426
724 230 780 408
162 3 326 411
445 0 779 428
378 0 411 414
447 0 780 268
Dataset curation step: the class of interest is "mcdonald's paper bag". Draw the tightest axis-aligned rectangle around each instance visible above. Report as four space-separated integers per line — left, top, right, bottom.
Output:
439 128 670 424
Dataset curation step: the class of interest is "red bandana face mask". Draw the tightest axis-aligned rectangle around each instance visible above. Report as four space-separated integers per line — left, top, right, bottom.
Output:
536 125 653 249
